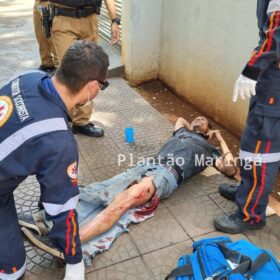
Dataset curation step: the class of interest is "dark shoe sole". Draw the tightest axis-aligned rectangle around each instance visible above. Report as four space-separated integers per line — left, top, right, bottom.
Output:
38 66 56 74
72 127 104 137
21 227 64 260
214 220 266 234
218 188 236 201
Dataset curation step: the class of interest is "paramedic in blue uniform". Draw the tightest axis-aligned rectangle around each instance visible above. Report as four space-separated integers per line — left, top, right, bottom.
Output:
0 40 109 280
215 0 280 233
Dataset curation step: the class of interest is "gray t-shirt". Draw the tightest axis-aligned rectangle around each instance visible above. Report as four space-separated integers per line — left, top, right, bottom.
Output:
157 127 221 182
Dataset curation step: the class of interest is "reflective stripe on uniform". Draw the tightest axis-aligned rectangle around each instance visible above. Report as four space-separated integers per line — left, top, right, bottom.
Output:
0 261 26 280
251 142 271 222
242 141 262 221
249 11 279 66
239 149 280 163
43 195 79 216
0 118 68 162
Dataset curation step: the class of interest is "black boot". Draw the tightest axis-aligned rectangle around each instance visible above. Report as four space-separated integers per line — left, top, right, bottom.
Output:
218 183 240 201
38 65 56 76
214 211 266 234
72 123 104 137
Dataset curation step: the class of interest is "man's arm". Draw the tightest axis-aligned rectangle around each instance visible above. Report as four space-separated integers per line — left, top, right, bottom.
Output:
243 1 280 80
209 130 237 177
174 117 191 131
104 0 120 44
233 2 280 102
36 135 82 265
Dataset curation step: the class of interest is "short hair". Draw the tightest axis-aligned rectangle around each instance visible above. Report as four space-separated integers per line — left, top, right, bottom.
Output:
55 40 109 93
207 119 213 130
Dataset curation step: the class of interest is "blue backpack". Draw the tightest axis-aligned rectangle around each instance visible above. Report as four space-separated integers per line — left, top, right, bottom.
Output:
166 236 280 280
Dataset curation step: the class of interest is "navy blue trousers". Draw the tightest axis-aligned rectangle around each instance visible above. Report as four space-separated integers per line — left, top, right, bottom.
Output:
236 64 280 223
0 178 26 279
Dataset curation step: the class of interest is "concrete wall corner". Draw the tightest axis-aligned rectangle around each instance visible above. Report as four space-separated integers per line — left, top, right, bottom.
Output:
121 0 163 86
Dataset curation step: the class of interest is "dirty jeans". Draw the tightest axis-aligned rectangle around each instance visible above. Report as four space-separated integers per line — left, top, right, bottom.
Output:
77 164 178 225
43 164 177 260
75 164 178 261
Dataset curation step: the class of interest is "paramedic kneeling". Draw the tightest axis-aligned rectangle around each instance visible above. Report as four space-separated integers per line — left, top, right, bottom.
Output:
0 40 109 280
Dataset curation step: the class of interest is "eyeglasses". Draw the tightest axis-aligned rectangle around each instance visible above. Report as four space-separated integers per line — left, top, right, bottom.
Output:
97 80 110 91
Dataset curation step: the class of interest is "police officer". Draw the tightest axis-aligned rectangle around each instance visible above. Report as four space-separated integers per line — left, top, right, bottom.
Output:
0 41 109 280
33 0 58 73
215 0 280 234
49 0 121 137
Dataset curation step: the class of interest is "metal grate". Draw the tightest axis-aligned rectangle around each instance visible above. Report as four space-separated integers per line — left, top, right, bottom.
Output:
98 0 122 49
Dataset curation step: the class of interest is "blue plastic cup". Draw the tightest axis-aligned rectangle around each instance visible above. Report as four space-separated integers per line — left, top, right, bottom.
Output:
125 127 134 143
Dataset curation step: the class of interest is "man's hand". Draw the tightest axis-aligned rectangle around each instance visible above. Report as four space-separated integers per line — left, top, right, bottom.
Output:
207 130 223 142
104 0 120 44
232 74 257 102
63 261 85 280
111 23 120 44
174 117 191 131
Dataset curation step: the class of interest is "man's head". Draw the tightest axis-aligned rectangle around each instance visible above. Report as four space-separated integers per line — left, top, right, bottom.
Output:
190 116 212 134
55 40 109 106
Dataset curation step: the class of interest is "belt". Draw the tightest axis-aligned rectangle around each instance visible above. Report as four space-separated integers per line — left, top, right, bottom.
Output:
53 5 97 18
152 158 183 184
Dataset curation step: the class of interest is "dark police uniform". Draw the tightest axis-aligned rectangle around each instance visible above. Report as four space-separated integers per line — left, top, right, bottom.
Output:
49 0 102 127
33 0 58 70
236 0 280 223
0 71 82 279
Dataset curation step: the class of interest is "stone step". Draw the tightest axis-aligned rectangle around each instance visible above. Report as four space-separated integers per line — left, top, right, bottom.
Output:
99 37 124 78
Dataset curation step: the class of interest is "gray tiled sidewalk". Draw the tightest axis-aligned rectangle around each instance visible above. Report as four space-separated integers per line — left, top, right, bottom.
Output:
1 1 280 279
16 77 280 280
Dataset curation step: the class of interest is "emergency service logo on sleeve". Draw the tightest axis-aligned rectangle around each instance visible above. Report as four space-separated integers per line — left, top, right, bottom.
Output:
67 161 78 186
0 96 13 127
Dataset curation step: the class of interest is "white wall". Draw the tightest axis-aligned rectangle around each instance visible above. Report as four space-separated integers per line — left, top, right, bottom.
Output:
122 0 163 85
159 0 258 134
122 0 258 134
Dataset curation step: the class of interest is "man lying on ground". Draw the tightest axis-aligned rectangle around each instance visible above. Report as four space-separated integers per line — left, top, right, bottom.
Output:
19 116 237 262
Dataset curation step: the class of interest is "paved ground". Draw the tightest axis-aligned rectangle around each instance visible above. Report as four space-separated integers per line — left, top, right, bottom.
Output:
1 1 280 279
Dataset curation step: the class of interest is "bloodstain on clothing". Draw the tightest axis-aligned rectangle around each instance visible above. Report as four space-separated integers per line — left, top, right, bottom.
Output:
94 244 106 250
135 194 160 216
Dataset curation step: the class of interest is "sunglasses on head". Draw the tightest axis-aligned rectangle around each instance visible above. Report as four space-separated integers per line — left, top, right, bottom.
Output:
97 80 110 90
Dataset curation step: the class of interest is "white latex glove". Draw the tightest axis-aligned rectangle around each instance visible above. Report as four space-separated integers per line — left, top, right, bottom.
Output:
63 260 85 280
232 74 257 102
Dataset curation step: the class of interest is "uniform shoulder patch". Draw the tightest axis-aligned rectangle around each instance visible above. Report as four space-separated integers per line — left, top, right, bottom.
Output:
0 96 13 127
67 161 78 186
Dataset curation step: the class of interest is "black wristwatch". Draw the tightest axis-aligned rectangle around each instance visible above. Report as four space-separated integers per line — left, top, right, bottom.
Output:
111 18 121 26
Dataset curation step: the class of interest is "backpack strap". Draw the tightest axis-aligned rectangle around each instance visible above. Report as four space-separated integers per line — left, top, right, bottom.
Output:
251 252 271 274
218 244 272 279
217 243 252 279
218 243 250 265
230 259 251 275
165 263 193 280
